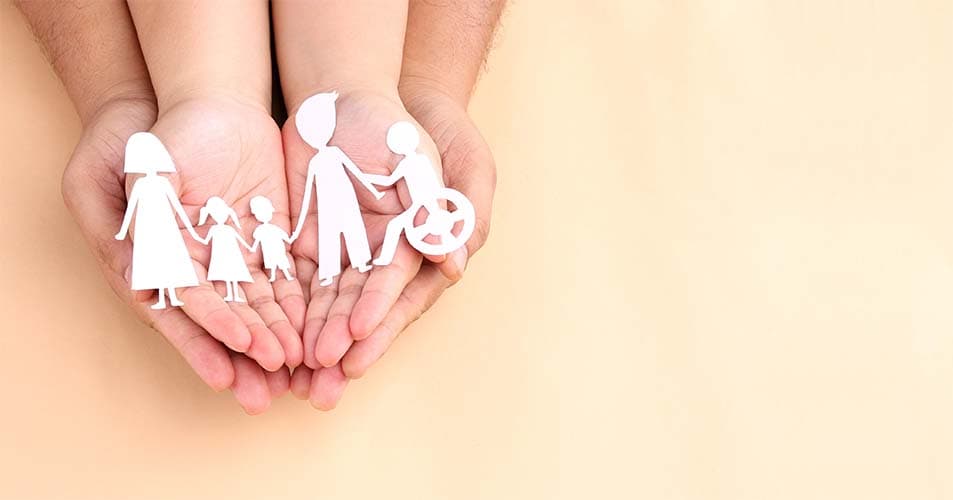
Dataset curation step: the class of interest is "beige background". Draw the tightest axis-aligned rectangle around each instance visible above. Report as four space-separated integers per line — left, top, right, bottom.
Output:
3 1 953 499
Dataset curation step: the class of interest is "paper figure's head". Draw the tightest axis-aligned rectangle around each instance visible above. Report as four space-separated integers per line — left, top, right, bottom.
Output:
296 91 339 148
123 132 175 174
199 196 241 228
249 195 274 223
386 121 419 156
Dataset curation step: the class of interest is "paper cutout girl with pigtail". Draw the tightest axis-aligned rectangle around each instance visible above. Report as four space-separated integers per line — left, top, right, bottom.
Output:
250 195 294 282
198 197 254 302
290 92 385 287
115 132 200 310
368 122 476 264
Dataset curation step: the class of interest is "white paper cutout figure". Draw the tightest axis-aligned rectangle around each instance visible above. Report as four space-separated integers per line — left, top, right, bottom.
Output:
290 92 385 287
250 195 294 282
368 122 476 264
115 132 200 310
198 197 254 302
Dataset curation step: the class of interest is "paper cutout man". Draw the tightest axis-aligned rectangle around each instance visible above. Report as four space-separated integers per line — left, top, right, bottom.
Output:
198 197 254 302
290 92 385 287
250 195 294 282
368 122 476 264
115 132 200 310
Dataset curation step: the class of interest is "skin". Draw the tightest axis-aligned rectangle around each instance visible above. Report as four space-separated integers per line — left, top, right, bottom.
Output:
17 0 297 415
277 0 504 409
18 0 504 413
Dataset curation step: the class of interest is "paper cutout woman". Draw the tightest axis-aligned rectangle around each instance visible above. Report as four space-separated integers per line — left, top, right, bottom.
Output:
290 92 385 287
198 197 254 302
250 195 294 282
368 122 476 264
115 132 200 310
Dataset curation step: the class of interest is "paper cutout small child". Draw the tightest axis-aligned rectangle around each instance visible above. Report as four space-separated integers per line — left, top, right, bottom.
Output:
115 132 200 310
290 91 385 287
249 195 294 282
368 121 476 264
198 197 254 302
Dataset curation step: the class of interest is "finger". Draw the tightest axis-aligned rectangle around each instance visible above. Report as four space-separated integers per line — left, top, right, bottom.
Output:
143 305 235 391
350 239 422 340
271 263 307 334
230 354 272 415
289 365 313 400
243 270 304 368
302 268 338 369
295 257 316 304
441 126 496 258
315 268 368 368
343 265 449 379
227 297 286 372
429 246 468 283
264 366 291 397
178 280 252 352
309 364 349 411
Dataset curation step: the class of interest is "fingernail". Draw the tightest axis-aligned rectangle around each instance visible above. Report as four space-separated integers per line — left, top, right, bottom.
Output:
452 247 468 277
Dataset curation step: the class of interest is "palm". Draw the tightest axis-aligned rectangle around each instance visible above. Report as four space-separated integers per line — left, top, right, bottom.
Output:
282 90 443 370
63 98 296 413
149 97 306 370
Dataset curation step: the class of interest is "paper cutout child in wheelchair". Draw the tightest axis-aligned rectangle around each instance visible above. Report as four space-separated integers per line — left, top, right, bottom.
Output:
367 121 476 265
197 196 254 302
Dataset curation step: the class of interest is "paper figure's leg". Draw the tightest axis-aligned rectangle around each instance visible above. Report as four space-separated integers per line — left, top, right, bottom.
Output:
234 282 246 303
318 228 342 287
224 281 234 302
168 287 184 307
374 211 413 266
151 289 167 310
269 267 277 282
343 223 372 273
281 268 294 281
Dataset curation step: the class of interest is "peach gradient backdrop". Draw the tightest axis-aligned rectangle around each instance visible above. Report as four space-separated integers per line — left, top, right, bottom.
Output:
2 1 953 499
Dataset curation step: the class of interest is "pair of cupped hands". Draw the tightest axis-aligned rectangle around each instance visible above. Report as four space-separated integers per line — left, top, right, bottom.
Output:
65 74 495 415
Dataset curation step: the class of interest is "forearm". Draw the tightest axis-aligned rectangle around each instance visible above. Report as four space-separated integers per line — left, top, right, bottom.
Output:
15 0 155 125
399 0 506 107
127 0 272 111
273 0 408 110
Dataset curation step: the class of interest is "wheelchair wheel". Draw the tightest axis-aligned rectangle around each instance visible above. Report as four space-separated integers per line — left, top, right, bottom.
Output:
405 188 475 256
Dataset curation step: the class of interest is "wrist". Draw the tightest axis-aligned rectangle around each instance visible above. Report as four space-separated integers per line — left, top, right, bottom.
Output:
280 71 400 115
77 77 157 127
154 82 271 118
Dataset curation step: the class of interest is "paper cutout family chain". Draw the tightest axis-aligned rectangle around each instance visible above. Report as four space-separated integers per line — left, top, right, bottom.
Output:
115 92 475 309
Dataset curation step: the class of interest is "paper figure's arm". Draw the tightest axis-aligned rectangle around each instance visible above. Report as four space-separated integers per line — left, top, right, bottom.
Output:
290 167 316 241
340 152 385 200
237 232 255 253
114 184 140 240
250 236 260 252
163 180 202 241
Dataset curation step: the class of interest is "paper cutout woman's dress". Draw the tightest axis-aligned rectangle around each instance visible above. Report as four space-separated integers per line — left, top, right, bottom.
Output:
115 132 198 309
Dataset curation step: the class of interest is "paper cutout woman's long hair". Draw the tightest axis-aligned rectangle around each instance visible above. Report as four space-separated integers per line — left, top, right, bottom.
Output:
123 132 176 174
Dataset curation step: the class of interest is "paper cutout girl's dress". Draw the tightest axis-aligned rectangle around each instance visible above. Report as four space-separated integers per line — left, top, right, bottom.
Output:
290 92 384 287
250 195 293 282
199 197 254 302
115 132 199 310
